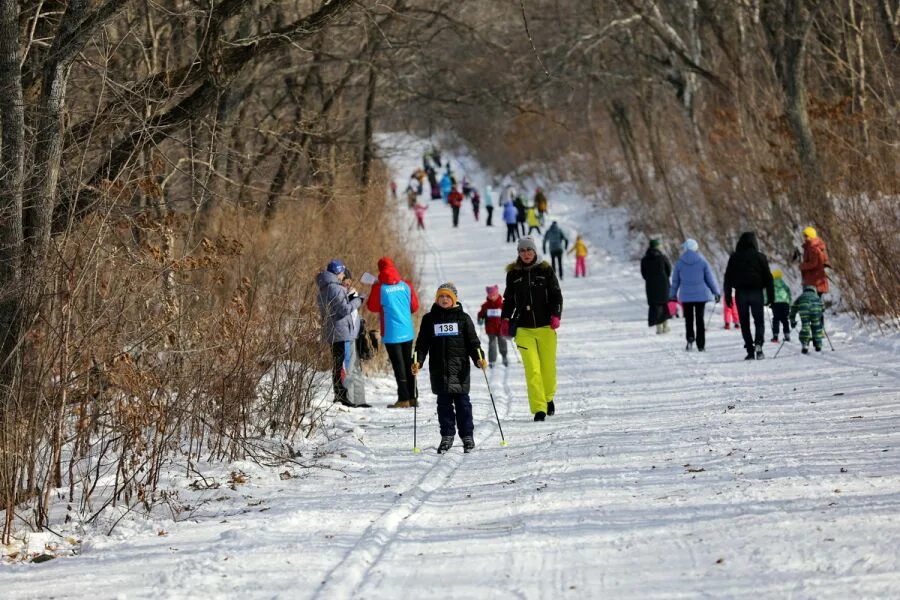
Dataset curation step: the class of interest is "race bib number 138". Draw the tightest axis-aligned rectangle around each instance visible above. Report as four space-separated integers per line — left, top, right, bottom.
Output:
434 322 459 336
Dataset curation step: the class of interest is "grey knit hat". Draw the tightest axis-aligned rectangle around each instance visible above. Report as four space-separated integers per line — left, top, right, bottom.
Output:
435 282 459 304
517 236 537 253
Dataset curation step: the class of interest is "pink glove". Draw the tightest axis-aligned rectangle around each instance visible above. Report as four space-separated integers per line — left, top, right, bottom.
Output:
499 319 510 337
550 316 561 330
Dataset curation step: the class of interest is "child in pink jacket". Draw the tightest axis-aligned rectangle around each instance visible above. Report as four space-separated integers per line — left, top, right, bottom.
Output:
722 288 740 329
414 203 428 230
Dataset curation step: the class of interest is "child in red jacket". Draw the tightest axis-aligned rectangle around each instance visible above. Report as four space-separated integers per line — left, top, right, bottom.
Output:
476 285 508 368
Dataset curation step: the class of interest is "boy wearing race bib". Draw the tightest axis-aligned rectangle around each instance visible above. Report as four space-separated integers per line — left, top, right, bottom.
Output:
412 282 487 454
477 284 508 368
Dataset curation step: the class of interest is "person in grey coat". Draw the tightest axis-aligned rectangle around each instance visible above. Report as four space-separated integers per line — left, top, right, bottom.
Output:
542 221 569 279
339 269 370 407
316 259 366 407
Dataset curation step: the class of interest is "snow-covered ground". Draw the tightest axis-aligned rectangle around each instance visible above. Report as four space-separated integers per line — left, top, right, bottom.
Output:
3 135 899 599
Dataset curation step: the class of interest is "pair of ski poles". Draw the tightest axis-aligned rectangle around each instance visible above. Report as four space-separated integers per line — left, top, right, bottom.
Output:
411 347 507 453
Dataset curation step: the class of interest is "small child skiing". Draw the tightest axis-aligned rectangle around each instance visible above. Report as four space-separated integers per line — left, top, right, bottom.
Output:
413 202 428 230
722 288 740 329
770 269 792 342
790 285 824 354
568 234 588 277
667 299 682 319
476 285 508 368
412 282 487 453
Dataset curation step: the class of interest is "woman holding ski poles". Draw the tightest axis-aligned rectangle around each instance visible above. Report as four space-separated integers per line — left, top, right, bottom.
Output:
669 239 720 352
499 236 563 422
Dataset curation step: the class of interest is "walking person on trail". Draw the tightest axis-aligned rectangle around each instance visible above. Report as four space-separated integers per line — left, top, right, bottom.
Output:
513 194 527 236
316 259 367 407
723 232 775 360
448 185 464 228
722 289 740 329
477 285 508 368
799 226 830 299
568 234 588 277
526 206 542 235
534 187 549 223
769 270 792 343
668 239 720 352
471 188 481 222
790 285 824 354
640 239 673 334
413 202 428 230
543 221 569 280
503 199 519 243
366 257 420 407
440 171 452 203
484 185 495 226
500 236 563 422
412 282 487 454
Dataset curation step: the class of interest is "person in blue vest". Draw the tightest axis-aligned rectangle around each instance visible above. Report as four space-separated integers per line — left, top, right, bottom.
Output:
366 257 421 407
439 171 453 203
669 239 721 352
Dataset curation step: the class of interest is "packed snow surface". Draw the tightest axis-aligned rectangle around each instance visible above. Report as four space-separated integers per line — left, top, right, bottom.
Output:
2 134 899 599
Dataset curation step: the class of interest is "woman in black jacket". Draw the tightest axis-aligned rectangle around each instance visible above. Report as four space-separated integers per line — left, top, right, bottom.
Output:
723 232 775 360
640 239 672 334
500 237 563 421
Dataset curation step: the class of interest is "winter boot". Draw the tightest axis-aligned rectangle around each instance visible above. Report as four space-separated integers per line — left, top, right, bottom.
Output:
387 400 412 408
814 345 822 352
437 435 454 453
685 340 693 351
745 348 755 360
724 323 731 330
785 333 791 342
755 343 765 360
462 436 475 453
534 411 546 422
801 344 809 354
771 336 779 343
656 323 664 335
662 320 671 333
547 401 555 416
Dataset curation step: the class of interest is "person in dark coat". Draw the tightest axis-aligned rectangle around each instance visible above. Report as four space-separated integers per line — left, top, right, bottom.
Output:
542 221 569 279
500 237 563 421
412 282 486 453
723 231 776 360
640 239 672 334
513 195 527 236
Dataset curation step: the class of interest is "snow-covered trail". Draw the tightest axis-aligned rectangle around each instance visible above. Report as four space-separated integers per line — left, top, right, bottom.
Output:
3 137 900 599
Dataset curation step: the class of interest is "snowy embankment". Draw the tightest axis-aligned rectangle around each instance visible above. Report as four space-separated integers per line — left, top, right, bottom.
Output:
3 134 899 599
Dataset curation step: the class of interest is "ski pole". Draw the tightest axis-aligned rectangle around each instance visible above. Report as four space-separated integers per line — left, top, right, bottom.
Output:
478 348 508 447
706 298 718 329
412 347 420 454
823 328 835 351
773 338 787 358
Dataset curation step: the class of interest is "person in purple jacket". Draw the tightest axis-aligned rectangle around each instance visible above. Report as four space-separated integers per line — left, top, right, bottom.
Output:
669 239 721 352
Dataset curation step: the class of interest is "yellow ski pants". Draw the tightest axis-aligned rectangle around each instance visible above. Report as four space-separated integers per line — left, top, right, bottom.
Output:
514 326 557 414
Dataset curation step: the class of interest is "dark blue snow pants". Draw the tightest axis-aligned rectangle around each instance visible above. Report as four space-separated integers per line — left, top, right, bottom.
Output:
436 393 474 438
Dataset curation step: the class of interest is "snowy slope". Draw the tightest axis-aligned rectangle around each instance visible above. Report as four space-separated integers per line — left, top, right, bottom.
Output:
3 135 899 599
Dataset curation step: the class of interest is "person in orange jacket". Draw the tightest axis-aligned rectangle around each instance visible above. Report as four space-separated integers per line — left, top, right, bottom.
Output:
799 226 830 296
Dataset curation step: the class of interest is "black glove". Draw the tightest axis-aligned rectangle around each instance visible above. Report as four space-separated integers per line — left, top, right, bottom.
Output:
714 295 721 303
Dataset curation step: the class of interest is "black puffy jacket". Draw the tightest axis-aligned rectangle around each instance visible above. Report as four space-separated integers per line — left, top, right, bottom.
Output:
501 259 563 328
640 248 672 305
723 232 775 304
415 303 482 394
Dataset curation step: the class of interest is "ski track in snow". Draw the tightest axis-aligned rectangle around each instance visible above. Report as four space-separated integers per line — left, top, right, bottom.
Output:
3 134 900 599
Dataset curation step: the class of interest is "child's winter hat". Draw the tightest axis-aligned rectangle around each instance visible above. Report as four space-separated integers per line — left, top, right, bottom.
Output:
327 259 346 275
436 282 459 304
485 284 500 296
802 226 817 239
517 236 538 253
683 238 699 251
649 239 661 248
772 269 783 279
803 284 818 292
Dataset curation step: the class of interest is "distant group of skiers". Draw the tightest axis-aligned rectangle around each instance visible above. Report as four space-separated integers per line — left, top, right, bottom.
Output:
641 227 830 359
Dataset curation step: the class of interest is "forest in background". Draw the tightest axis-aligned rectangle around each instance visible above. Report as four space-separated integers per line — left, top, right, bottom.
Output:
0 0 897 540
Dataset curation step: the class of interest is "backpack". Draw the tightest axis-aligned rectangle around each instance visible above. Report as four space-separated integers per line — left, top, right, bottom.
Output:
356 318 379 361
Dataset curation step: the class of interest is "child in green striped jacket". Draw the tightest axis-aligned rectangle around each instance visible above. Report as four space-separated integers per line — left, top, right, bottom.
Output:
790 285 824 354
